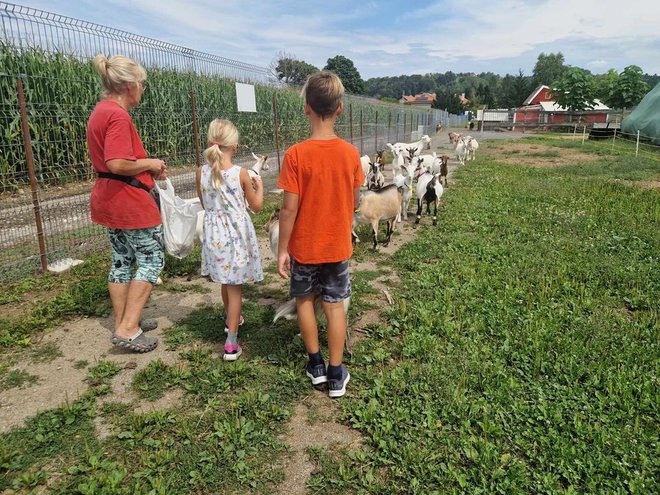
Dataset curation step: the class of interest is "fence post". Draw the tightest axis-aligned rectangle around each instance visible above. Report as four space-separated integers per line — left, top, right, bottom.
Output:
17 79 48 274
481 108 485 133
611 128 617 153
402 113 406 140
349 104 353 145
636 130 640 157
360 109 364 155
582 125 587 144
191 90 201 169
396 113 400 142
375 110 378 154
271 92 281 171
388 112 392 144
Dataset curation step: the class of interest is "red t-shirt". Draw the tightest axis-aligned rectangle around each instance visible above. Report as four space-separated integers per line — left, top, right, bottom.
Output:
277 138 364 264
86 100 160 229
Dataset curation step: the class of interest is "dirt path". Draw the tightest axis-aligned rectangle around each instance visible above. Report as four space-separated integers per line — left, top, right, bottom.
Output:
0 132 461 492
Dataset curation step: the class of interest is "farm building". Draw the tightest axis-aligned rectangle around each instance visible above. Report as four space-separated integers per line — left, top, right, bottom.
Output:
399 92 436 108
513 85 610 126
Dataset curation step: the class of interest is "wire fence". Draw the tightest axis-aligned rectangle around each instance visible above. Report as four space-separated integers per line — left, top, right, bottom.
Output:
0 1 444 280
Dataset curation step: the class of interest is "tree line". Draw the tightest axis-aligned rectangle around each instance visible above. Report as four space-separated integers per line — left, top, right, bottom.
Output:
273 51 658 113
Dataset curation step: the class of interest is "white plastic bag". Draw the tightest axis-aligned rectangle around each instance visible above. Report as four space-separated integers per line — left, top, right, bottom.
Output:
156 179 202 259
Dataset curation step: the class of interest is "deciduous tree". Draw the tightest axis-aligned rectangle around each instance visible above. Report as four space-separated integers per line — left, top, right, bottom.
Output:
323 55 365 94
551 68 597 112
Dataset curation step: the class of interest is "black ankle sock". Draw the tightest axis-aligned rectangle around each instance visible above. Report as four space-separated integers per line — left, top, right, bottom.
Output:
327 364 342 380
308 351 324 367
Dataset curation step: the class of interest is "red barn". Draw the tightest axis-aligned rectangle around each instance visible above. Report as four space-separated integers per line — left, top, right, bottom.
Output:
513 85 610 127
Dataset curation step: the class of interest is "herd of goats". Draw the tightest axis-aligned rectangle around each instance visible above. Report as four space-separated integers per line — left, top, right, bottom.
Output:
353 131 479 248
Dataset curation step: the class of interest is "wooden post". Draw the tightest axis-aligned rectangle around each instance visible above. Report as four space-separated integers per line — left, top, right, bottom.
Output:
611 128 617 153
271 92 282 171
388 112 392 144
481 108 485 133
17 79 48 273
636 130 640 157
396 113 400 141
375 110 378 154
360 109 364 155
581 125 587 144
191 90 201 169
349 104 353 145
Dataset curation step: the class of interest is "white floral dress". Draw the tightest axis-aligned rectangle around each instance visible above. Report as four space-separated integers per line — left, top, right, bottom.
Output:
200 164 263 284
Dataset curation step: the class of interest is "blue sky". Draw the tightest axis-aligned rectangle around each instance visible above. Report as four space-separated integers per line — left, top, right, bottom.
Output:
14 0 660 79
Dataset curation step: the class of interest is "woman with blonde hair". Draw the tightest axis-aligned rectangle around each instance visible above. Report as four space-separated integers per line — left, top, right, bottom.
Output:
87 54 167 352
196 118 264 360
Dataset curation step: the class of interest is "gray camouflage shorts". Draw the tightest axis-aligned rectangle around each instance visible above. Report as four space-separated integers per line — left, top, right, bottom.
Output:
290 258 351 303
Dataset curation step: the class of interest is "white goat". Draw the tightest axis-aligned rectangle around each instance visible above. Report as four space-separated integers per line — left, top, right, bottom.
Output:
385 143 404 178
359 155 370 187
353 184 402 249
465 137 479 161
412 152 440 175
393 164 413 221
455 139 468 165
415 172 444 226
387 134 431 158
247 152 270 178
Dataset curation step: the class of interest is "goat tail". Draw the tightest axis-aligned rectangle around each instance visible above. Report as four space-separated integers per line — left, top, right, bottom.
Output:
273 298 297 322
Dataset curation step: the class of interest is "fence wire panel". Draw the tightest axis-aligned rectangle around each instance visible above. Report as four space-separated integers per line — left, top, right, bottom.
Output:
0 1 437 281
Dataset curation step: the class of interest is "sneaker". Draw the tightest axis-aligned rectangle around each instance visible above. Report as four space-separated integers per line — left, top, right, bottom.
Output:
224 314 245 333
305 361 327 386
223 343 243 361
328 366 350 398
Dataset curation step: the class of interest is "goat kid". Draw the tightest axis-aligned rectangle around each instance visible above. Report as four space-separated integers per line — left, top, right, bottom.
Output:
438 155 449 186
454 138 467 165
415 172 444 226
366 161 385 191
465 137 479 161
385 143 404 179
353 184 402 249
393 164 413 221
448 131 461 144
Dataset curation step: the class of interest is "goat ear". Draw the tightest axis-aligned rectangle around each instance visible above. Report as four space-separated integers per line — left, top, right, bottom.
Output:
251 152 259 160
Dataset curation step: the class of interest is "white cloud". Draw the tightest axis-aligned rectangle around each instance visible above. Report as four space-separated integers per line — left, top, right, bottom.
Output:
14 0 660 77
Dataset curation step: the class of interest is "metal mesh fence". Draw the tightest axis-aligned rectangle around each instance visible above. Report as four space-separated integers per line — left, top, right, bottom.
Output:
0 1 441 280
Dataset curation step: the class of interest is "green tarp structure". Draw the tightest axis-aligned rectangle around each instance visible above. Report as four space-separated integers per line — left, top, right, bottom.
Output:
621 82 660 144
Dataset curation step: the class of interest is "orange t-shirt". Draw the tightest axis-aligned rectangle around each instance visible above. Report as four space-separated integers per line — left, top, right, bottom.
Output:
277 138 364 264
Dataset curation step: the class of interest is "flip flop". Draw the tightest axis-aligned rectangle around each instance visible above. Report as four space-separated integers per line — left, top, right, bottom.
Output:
140 318 158 331
112 329 158 352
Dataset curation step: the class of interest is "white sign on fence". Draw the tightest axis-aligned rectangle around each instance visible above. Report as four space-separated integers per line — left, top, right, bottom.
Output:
235 82 256 113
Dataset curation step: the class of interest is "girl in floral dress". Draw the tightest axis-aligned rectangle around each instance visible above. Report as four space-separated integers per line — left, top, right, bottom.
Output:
196 119 264 361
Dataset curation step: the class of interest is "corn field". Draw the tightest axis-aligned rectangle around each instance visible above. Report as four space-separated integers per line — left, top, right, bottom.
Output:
0 3 439 280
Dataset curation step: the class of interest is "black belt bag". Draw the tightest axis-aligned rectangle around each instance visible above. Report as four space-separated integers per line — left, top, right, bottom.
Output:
97 172 160 211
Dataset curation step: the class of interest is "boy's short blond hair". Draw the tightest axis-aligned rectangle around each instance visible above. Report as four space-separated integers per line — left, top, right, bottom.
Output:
301 71 344 120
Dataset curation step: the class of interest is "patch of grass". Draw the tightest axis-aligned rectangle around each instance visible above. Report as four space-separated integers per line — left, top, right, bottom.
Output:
163 281 211 294
29 342 63 363
0 254 112 348
311 140 659 493
86 360 123 395
73 359 89 369
527 150 561 158
0 368 39 391
132 359 186 401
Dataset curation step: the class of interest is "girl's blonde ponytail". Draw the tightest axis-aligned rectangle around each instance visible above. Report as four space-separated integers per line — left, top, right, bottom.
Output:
204 119 239 190
204 144 224 189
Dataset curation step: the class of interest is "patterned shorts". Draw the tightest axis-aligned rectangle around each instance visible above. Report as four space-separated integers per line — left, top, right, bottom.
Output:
290 258 351 303
108 225 165 285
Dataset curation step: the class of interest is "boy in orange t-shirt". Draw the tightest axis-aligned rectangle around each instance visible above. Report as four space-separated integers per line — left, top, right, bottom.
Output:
277 71 364 398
